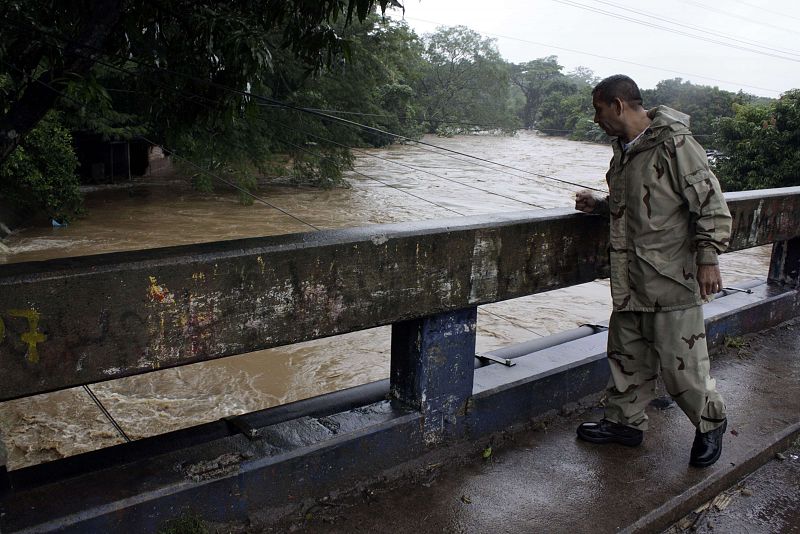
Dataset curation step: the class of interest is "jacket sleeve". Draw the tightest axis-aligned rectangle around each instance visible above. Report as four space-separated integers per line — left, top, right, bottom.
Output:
594 194 610 216
672 136 732 265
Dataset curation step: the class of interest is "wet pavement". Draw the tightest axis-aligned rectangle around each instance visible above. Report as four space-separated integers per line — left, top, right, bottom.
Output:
667 439 800 533
252 317 800 534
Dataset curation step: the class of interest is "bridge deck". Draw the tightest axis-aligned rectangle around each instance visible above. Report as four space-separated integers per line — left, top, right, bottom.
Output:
266 316 800 534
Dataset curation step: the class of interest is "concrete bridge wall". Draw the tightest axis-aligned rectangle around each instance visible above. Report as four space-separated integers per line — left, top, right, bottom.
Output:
1 188 799 402
0 187 799 532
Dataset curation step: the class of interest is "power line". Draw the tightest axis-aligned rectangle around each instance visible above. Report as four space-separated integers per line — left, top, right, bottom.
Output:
83 385 131 443
405 16 782 95
2 17 608 195
280 138 466 216
678 0 800 36
587 0 800 57
0 57 323 232
550 0 800 63
143 137 323 231
81 52 560 206
729 0 800 23
266 103 607 193
270 118 547 209
8 57 549 336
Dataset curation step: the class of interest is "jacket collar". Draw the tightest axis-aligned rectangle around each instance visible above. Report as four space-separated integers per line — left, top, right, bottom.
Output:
613 105 691 159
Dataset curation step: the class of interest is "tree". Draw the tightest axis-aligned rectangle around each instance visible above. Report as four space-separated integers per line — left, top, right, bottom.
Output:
510 56 571 129
0 111 82 220
641 78 751 142
713 89 800 191
0 0 403 168
416 26 517 134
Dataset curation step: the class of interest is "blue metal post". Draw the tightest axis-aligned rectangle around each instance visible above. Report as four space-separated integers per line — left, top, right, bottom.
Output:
769 237 800 287
390 307 477 445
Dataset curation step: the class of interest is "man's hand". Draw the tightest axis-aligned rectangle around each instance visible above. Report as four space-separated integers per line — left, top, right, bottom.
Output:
575 189 599 213
697 264 723 299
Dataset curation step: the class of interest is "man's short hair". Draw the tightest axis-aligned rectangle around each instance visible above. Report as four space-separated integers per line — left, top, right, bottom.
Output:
592 75 643 107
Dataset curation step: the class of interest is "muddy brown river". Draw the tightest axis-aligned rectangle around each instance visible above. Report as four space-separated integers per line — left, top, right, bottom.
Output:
0 132 770 468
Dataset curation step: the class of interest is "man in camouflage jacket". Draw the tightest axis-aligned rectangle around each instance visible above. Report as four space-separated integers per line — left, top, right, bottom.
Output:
575 75 731 468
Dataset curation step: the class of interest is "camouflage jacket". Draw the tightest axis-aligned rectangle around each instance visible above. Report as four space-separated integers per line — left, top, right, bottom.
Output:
595 106 732 312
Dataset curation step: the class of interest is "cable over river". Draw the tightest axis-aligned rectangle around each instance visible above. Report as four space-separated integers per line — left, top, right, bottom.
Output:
0 131 770 468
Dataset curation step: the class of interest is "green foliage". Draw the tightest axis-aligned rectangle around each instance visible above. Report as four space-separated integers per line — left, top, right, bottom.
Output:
511 56 571 129
0 112 82 220
713 90 800 191
417 26 518 135
0 0 406 198
292 147 355 188
641 78 752 142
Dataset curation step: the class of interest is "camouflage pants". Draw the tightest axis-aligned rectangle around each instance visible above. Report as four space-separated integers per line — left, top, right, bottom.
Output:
604 306 726 433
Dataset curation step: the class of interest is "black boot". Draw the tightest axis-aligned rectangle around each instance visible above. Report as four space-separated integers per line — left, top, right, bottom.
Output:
689 419 727 468
577 419 643 447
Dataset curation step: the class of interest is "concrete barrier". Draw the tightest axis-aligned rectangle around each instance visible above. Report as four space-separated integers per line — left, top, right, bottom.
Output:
0 187 799 532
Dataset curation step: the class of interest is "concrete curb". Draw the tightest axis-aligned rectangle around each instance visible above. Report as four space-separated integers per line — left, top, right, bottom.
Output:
625 421 800 533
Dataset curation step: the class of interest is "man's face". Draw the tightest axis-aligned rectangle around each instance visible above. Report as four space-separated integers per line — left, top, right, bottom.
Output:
592 94 623 137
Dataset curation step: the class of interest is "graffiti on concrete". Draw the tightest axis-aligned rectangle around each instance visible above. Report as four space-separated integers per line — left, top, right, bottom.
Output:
1 309 46 363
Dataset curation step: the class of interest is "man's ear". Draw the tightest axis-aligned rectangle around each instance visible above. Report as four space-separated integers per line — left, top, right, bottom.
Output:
612 97 624 116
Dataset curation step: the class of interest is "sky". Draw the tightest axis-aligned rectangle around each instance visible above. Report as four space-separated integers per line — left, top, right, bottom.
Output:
388 0 800 98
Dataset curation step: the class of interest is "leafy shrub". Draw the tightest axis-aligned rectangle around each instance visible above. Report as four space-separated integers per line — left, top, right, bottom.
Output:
0 112 82 221
714 89 800 191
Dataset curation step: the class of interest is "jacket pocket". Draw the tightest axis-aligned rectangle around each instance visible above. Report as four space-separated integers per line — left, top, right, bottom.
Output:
633 241 696 292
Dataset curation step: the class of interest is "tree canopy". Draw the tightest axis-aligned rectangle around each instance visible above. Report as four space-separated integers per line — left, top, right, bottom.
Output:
1 6 791 220
713 89 800 191
0 0 403 165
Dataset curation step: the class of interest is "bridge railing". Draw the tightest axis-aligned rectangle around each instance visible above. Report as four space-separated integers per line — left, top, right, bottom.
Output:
0 187 799 463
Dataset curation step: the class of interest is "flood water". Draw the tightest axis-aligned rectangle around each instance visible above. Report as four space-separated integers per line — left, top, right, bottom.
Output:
0 132 770 468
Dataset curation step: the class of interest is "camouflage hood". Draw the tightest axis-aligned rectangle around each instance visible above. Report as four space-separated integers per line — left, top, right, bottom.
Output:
624 106 691 156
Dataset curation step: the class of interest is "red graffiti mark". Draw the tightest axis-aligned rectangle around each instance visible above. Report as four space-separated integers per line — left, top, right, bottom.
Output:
148 276 174 304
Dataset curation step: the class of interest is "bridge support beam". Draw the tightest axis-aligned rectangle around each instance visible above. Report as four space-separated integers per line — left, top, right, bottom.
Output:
390 307 477 445
770 237 800 287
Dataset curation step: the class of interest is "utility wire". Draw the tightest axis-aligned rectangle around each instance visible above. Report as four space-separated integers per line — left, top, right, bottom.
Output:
550 0 800 63
678 0 800 36
729 0 800 23
0 57 322 232
2 17 607 194
142 137 322 231
405 16 782 95
2 44 573 363
268 103 608 193
9 58 542 336
587 0 800 57
269 118 547 209
83 385 131 443
84 54 549 211
277 136 465 216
